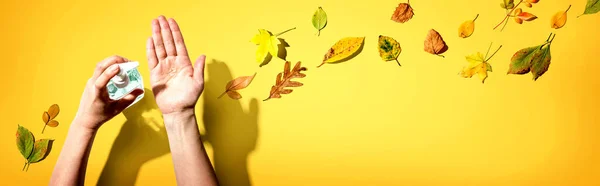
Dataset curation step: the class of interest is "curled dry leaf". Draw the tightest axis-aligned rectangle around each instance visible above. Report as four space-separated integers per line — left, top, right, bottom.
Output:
265 61 307 101
581 0 600 16
318 37 365 67
508 33 555 81
378 35 402 66
424 29 448 57
218 73 257 100
312 7 327 36
551 5 571 29
458 14 479 38
391 0 414 23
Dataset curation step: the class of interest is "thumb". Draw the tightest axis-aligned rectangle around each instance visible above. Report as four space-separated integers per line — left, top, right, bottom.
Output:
193 55 206 84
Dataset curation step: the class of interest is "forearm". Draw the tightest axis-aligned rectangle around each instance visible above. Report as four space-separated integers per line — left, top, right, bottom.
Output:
164 109 218 186
49 118 98 186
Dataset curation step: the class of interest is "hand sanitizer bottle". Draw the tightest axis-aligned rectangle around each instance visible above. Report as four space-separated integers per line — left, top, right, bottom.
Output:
106 62 145 108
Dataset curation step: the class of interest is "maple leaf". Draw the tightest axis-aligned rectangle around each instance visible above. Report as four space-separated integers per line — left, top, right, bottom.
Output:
460 44 502 83
251 29 280 64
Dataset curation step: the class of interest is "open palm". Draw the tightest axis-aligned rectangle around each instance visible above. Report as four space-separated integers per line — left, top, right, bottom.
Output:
146 16 205 114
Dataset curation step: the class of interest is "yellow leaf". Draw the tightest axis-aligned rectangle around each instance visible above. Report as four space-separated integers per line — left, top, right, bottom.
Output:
318 37 365 67
252 29 280 64
42 111 49 124
461 44 502 83
377 35 402 66
47 104 60 119
458 14 478 38
551 5 570 29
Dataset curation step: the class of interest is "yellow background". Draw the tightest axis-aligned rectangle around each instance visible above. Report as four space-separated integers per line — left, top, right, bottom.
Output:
1 0 599 185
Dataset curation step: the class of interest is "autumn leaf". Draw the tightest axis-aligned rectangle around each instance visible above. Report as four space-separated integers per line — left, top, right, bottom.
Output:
251 28 296 65
424 29 448 57
460 44 502 83
501 0 515 9
218 73 257 100
265 61 307 101
312 7 327 36
459 14 479 38
42 104 60 133
16 125 34 162
16 125 53 171
551 5 571 29
378 35 402 66
517 12 538 21
581 0 600 16
391 0 414 23
318 37 365 67
508 33 555 81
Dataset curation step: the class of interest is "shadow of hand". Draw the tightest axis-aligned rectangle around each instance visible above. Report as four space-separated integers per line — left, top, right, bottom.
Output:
203 60 260 186
98 89 170 186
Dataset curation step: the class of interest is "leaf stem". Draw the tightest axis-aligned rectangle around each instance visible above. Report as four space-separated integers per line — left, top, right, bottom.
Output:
42 123 47 134
22 162 27 171
494 0 523 30
395 59 401 66
485 45 503 62
317 61 325 68
217 91 227 99
484 42 494 59
473 14 480 21
275 27 297 36
565 5 572 12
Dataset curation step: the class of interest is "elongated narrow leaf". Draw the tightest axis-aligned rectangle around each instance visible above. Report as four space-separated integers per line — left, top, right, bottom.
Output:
219 73 257 100
16 125 34 160
318 37 365 67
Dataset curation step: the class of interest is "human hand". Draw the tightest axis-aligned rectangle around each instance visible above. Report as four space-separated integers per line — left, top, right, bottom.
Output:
146 16 205 115
74 55 144 130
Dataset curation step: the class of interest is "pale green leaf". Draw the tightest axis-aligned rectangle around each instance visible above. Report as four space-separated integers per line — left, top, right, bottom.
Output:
16 125 34 160
583 0 600 15
312 7 327 36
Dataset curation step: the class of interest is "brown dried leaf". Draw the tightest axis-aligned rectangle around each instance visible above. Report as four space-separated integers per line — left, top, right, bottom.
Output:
219 73 257 99
47 120 59 127
424 29 448 57
265 61 307 101
42 112 49 124
47 104 59 119
391 1 414 23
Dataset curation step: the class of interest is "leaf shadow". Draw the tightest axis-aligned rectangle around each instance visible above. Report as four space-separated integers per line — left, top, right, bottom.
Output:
259 38 291 67
40 140 54 162
97 89 170 186
203 59 260 186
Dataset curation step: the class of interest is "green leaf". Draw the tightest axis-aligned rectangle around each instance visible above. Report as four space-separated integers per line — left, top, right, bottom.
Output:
16 125 34 160
28 139 53 163
583 0 600 15
501 0 515 9
507 45 540 75
312 7 327 36
377 35 402 66
531 45 552 80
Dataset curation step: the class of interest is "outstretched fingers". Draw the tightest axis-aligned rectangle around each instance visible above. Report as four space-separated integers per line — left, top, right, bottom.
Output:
147 37 158 69
152 19 167 60
167 18 188 57
158 15 177 56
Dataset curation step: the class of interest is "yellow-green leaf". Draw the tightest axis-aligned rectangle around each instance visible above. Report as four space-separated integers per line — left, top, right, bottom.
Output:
16 125 34 160
377 35 402 66
458 14 478 38
582 0 600 16
312 7 327 36
27 139 53 163
460 52 490 83
508 34 555 81
252 29 280 64
318 37 365 67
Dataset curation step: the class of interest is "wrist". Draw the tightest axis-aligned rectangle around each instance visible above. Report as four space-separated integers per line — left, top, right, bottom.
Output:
163 109 196 130
72 115 101 133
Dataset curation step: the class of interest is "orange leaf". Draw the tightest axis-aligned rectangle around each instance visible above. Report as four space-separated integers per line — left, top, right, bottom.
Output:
47 104 60 119
219 73 257 99
518 12 537 21
42 112 49 124
47 120 59 127
391 1 414 23
424 29 448 57
265 61 307 101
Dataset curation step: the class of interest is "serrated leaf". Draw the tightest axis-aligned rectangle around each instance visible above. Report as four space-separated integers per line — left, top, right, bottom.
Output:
583 0 600 15
459 14 478 38
424 29 448 57
265 61 307 101
312 7 327 36
219 73 257 100
47 104 60 119
551 5 571 29
42 112 49 124
47 120 59 127
391 1 414 23
318 37 365 67
378 35 402 66
460 52 490 83
28 139 53 163
16 125 34 160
